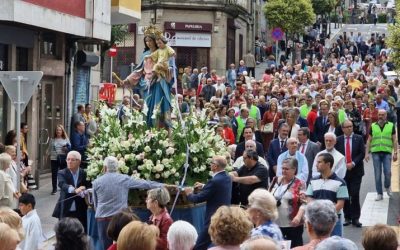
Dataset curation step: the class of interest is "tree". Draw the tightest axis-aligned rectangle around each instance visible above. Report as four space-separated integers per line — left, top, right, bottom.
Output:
100 25 129 80
311 0 337 16
263 0 316 38
388 5 400 72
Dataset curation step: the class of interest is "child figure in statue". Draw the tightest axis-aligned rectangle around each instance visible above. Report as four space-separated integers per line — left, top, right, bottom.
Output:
148 37 175 80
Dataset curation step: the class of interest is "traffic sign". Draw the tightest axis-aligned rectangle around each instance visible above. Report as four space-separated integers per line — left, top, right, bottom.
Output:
272 27 284 41
0 71 43 112
108 45 117 57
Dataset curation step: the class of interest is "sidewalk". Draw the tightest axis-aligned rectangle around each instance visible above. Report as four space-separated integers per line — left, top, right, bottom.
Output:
30 173 58 239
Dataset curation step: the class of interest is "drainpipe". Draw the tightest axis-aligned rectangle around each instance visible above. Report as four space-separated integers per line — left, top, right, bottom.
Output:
66 42 78 135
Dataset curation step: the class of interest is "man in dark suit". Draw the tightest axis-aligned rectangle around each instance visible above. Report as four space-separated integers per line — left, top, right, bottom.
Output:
297 127 320 185
313 100 330 146
185 155 232 250
235 126 264 160
267 123 289 181
335 119 365 227
52 150 91 232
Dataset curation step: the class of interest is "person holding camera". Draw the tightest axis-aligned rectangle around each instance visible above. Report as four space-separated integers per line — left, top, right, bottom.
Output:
270 158 306 248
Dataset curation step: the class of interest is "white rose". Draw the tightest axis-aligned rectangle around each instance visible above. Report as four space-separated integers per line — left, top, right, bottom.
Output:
156 149 162 156
155 174 161 179
174 173 180 177
166 147 175 155
144 146 151 152
193 157 198 162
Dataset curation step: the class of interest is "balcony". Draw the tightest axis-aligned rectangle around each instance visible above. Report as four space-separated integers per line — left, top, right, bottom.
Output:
111 0 141 24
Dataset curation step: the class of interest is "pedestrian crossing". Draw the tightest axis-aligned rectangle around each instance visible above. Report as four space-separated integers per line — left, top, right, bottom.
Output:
359 155 399 227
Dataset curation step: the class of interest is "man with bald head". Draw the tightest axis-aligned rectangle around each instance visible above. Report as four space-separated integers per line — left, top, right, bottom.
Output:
233 140 268 170
185 155 232 250
312 132 346 179
276 137 309 183
365 109 398 201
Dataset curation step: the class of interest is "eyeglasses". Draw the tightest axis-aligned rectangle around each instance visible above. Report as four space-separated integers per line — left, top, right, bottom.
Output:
66 158 79 162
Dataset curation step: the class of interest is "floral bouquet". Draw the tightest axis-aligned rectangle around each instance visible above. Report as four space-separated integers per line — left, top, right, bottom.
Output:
86 100 229 186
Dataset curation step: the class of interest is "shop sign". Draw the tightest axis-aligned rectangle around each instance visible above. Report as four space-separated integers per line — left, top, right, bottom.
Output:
164 22 212 32
164 32 211 47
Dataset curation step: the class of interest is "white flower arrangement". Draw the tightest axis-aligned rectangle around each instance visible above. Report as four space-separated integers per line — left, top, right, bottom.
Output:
87 101 230 185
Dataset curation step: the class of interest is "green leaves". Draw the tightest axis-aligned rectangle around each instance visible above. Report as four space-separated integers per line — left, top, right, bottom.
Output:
388 5 400 73
311 0 337 16
263 0 316 35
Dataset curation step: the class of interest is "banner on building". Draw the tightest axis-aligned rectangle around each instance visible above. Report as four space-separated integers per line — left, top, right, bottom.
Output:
164 32 211 48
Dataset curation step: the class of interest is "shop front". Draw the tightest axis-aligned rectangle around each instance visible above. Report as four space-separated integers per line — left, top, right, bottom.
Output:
164 22 212 70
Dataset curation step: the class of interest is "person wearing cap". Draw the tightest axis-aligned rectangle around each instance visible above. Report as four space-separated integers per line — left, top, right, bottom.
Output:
331 100 347 125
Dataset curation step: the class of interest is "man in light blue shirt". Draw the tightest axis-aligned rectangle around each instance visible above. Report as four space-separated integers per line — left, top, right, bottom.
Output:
93 156 171 250
375 94 389 112
276 137 309 183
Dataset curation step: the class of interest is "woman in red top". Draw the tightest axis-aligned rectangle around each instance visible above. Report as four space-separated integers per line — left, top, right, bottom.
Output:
363 100 379 140
261 101 282 152
306 104 318 136
197 77 207 96
216 123 235 145
146 188 173 250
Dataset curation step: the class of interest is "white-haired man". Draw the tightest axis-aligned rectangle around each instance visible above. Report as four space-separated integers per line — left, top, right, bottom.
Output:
312 132 346 179
93 156 170 250
52 151 90 232
276 137 309 183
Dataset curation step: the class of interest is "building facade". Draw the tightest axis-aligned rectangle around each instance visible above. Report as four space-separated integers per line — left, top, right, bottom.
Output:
0 0 139 180
135 0 262 75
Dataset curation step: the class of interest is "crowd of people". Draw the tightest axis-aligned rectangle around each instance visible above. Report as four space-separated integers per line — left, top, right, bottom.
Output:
1 26 400 250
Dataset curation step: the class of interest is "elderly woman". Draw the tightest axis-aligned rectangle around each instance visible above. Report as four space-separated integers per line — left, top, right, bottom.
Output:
0 153 19 207
247 189 283 241
117 221 159 250
292 200 337 250
146 187 173 250
208 206 253 250
167 220 198 250
270 158 306 247
0 206 25 240
315 236 358 250
344 100 362 135
0 222 21 250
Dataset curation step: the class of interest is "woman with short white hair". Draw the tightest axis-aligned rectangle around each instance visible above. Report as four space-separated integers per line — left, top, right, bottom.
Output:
0 153 19 207
247 188 283 242
167 220 198 250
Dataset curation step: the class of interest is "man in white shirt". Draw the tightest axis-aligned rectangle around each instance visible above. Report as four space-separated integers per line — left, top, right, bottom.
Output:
312 132 346 179
19 193 45 250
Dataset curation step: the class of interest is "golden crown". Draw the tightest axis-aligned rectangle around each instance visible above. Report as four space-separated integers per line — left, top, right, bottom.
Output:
142 25 163 39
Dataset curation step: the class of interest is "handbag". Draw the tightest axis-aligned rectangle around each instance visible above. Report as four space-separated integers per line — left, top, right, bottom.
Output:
263 113 277 133
57 154 67 169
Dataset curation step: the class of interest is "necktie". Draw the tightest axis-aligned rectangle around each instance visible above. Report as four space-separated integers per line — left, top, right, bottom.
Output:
280 140 285 151
346 136 352 164
323 116 327 126
301 144 306 154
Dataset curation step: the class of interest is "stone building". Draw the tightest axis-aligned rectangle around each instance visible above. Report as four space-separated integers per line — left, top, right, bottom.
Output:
136 0 263 75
